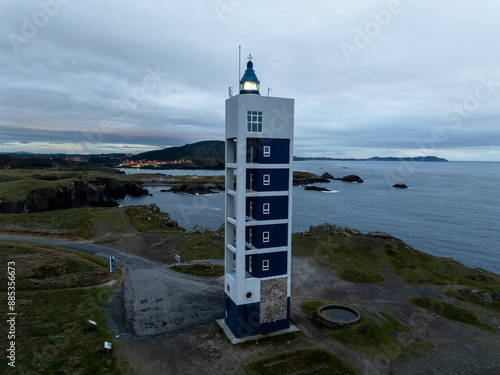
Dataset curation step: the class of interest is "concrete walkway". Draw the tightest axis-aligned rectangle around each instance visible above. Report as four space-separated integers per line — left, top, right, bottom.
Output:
0 235 224 338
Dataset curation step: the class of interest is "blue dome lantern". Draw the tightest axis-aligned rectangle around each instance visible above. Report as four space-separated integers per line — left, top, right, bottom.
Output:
240 55 260 95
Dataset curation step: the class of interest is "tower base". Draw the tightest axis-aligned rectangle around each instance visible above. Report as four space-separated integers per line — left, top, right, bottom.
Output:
216 319 300 345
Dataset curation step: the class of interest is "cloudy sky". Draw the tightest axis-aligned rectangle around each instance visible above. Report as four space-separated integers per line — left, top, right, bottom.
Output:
1 0 499 160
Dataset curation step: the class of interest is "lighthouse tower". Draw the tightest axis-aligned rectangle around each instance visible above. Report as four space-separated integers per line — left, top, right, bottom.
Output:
224 57 294 338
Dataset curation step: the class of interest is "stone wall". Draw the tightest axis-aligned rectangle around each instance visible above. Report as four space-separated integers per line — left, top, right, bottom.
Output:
260 278 287 324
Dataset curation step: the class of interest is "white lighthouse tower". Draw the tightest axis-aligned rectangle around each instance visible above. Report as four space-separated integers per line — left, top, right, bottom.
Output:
223 56 294 338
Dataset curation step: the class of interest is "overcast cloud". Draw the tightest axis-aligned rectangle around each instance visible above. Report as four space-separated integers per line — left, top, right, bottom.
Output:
1 0 499 160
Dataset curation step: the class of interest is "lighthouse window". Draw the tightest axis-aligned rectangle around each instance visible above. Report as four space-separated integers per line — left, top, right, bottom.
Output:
263 203 270 214
263 231 270 242
262 260 269 271
247 111 262 133
263 174 270 185
263 146 271 157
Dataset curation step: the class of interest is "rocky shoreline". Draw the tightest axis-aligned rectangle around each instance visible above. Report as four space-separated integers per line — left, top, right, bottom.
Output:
0 178 149 214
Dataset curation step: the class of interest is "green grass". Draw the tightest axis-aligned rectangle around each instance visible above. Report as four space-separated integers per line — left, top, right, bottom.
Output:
169 263 224 276
125 205 224 260
410 297 494 331
301 301 425 362
338 267 385 284
93 210 127 232
0 242 126 374
172 230 224 260
0 208 95 239
0 289 123 374
292 230 500 288
0 242 121 291
124 205 182 234
244 348 357 375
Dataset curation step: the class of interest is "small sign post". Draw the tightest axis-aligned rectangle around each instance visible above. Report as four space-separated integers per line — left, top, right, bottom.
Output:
174 254 181 268
104 341 112 355
110 256 115 273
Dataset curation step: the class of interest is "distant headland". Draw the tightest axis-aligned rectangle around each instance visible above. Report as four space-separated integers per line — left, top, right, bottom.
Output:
1 141 448 171
294 155 448 162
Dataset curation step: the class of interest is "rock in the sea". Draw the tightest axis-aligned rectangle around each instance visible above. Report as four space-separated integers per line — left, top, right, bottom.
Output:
321 172 334 180
304 186 331 192
338 175 364 183
393 184 408 189
293 175 330 186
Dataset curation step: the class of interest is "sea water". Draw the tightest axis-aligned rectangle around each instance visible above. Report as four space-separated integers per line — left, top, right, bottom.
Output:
119 161 500 273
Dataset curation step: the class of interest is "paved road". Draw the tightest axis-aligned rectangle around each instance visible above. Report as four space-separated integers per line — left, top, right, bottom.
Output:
0 235 224 338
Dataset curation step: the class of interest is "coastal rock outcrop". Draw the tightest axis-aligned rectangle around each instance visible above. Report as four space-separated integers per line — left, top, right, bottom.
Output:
321 172 334 180
337 175 364 183
167 183 223 195
293 175 330 186
0 179 149 214
467 289 494 305
304 186 331 192
393 184 408 189
188 225 210 234
309 223 361 236
367 231 394 240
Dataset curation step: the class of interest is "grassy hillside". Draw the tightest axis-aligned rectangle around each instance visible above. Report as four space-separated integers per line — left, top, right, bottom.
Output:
0 242 126 374
131 140 224 168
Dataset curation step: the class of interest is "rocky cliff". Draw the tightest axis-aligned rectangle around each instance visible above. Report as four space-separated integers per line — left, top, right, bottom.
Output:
0 178 148 214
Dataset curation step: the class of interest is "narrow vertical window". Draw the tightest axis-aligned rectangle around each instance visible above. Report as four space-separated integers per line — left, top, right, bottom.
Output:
263 174 270 186
263 231 270 243
263 145 271 157
249 173 254 190
249 228 253 244
249 256 253 273
263 203 270 215
249 201 254 218
262 260 269 271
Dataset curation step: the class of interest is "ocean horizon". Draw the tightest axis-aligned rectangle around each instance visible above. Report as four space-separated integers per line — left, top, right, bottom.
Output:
120 160 500 274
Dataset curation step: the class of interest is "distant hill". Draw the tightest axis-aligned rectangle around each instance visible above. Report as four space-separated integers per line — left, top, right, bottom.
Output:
131 140 225 169
294 156 448 162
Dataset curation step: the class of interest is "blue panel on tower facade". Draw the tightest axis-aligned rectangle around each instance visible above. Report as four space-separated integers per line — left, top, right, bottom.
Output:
246 169 289 192
224 294 290 338
246 196 289 221
245 251 288 278
247 139 290 164
246 223 288 249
